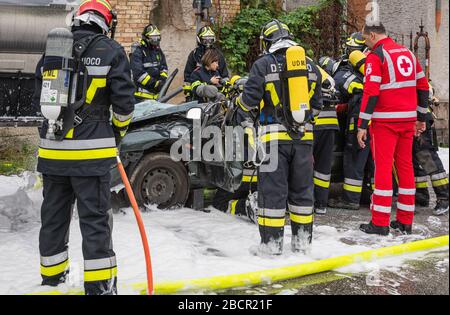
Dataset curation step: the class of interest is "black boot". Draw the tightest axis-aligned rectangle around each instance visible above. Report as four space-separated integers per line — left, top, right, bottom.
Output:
328 198 360 210
292 223 313 253
359 221 389 236
390 220 412 235
433 199 449 216
41 270 68 287
84 278 117 295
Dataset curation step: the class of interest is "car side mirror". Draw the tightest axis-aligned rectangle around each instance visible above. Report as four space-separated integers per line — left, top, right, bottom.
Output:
186 107 202 120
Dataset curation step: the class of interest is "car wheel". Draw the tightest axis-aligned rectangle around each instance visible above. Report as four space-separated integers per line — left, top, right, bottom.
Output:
130 152 189 209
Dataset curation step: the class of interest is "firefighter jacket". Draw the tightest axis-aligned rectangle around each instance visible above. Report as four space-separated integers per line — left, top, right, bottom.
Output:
130 40 168 100
333 62 364 132
184 45 229 83
237 48 323 145
358 37 430 129
314 67 339 131
34 27 135 177
190 66 229 102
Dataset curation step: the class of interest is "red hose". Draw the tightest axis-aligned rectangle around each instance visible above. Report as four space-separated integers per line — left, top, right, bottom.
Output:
116 156 154 295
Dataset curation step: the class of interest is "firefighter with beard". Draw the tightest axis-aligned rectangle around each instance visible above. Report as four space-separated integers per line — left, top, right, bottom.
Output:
32 0 135 295
130 24 168 102
236 20 323 256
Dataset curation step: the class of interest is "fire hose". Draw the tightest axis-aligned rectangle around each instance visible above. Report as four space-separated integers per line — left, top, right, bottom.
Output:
116 155 154 295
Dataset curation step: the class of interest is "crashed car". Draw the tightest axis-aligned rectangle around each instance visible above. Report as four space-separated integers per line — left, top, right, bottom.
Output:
110 98 243 209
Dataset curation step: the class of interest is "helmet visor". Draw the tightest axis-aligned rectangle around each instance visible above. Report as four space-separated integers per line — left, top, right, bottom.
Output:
74 12 110 34
201 36 215 47
146 35 161 46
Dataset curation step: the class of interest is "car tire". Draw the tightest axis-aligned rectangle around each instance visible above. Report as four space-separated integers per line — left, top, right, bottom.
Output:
129 152 189 209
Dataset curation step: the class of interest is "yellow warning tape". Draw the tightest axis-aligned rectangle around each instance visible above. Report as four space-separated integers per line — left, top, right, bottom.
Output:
30 235 449 295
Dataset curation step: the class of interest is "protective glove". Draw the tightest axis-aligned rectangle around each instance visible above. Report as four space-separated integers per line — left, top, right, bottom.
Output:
197 84 219 99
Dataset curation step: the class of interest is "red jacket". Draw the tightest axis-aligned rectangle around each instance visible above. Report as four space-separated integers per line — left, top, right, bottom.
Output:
358 37 429 129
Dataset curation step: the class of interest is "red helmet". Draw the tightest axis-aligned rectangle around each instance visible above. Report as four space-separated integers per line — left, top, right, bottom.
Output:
77 0 113 27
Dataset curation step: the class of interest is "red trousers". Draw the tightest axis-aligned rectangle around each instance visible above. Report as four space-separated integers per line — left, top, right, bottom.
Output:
370 121 416 226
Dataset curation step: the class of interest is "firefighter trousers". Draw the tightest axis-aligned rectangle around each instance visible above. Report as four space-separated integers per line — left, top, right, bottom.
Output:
39 172 117 295
343 131 371 204
413 125 449 203
370 121 416 227
258 143 314 252
213 167 258 217
313 129 335 208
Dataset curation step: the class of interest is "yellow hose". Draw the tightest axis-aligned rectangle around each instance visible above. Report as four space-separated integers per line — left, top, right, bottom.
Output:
30 235 449 295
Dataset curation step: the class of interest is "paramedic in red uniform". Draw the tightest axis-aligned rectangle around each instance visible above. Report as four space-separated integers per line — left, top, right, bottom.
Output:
357 23 429 235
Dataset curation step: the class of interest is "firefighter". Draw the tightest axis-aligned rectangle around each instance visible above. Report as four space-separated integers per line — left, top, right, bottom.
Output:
212 76 258 223
357 23 429 235
236 20 322 255
312 66 339 215
322 41 370 211
130 24 168 102
413 85 449 216
32 0 135 294
190 49 229 102
183 26 229 99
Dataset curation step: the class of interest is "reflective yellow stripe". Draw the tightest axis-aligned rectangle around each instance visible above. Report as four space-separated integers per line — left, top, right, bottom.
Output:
141 75 151 86
314 178 330 189
96 0 112 10
348 81 364 94
84 267 117 283
160 72 168 78
309 82 316 100
416 182 429 189
264 23 289 36
40 260 69 277
112 116 132 128
134 92 158 99
315 118 339 126
258 217 285 228
242 176 258 183
265 83 280 107
65 128 74 139
432 178 449 187
290 213 314 224
260 131 313 143
344 184 363 193
86 78 107 105
237 97 250 112
349 123 355 131
39 148 117 160
230 200 238 216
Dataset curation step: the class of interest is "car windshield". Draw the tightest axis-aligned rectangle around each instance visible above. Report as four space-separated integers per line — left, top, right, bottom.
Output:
133 101 175 119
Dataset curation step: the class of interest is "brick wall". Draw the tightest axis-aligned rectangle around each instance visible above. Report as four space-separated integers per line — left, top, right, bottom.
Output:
109 0 240 54
212 0 240 25
106 0 240 101
109 0 156 53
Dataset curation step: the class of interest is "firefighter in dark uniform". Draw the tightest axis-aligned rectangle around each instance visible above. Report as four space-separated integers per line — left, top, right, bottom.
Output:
130 24 168 102
183 26 229 99
213 76 258 223
236 20 323 255
312 67 339 215
324 33 369 210
32 0 135 295
413 85 449 216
